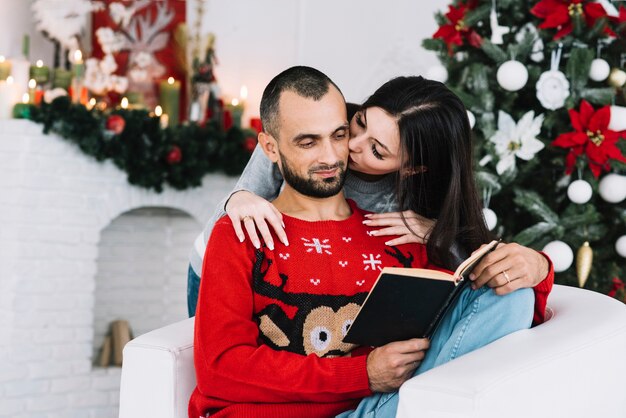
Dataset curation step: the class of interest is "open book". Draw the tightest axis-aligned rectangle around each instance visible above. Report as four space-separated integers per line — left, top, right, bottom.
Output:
343 240 500 347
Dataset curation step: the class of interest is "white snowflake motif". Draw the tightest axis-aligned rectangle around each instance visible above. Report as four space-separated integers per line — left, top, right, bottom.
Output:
279 253 290 260
310 278 321 286
342 237 352 242
338 261 348 267
301 237 332 255
362 254 382 271
356 280 366 286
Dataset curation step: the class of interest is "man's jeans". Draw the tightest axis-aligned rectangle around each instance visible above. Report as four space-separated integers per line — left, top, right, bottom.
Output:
187 265 200 317
337 285 535 418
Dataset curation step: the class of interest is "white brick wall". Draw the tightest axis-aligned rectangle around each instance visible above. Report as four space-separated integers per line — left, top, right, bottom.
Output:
0 120 238 417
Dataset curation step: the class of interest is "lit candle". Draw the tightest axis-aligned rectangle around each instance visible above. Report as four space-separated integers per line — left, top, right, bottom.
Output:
121 97 129 109
0 56 11 81
53 68 72 90
13 93 30 119
28 79 36 104
29 59 50 85
73 50 85 79
0 76 17 119
159 77 180 127
227 98 244 129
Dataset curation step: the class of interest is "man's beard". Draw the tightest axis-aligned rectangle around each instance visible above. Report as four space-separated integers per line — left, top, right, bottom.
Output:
280 153 347 198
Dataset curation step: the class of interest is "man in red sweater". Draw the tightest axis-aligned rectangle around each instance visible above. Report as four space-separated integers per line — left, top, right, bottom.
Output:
189 67 552 418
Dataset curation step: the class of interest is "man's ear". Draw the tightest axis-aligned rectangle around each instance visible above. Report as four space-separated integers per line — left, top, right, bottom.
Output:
258 132 279 163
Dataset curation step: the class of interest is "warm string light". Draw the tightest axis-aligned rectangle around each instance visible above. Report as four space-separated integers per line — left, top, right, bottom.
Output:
87 98 96 110
74 50 83 63
155 105 163 117
167 77 175 85
231 98 239 106
36 60 43 68
121 97 129 109
28 79 36 89
6 76 14 84
0 56 5 63
22 93 29 104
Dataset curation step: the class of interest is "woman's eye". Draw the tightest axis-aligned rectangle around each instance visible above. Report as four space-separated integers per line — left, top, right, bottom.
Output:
355 113 365 128
371 143 383 160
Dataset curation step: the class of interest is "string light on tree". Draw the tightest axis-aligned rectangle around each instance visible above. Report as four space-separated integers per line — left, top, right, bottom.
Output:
567 179 593 204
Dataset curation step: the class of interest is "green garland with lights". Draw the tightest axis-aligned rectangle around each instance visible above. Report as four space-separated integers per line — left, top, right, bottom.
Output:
21 97 257 192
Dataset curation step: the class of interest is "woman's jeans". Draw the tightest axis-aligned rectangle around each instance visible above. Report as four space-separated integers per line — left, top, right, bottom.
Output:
187 265 201 317
337 285 535 418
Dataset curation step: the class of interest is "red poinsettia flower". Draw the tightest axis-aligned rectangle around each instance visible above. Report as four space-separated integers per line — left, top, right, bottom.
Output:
531 0 615 39
608 277 625 298
552 100 626 178
433 0 482 54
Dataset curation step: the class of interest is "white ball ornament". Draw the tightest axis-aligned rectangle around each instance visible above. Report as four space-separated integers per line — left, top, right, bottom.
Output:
589 58 610 82
616 236 626 258
482 207 497 231
567 179 593 204
426 65 448 83
542 240 574 272
467 110 476 129
598 173 626 203
496 60 528 91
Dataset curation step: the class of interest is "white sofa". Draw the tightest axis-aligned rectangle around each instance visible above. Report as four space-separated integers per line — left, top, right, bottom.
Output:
118 285 626 418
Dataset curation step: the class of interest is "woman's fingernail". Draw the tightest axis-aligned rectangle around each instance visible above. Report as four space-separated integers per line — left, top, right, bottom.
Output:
385 241 392 246
364 214 372 218
238 235 244 243
283 238 289 246
282 222 286 228
253 241 260 249
268 242 274 251
362 220 371 224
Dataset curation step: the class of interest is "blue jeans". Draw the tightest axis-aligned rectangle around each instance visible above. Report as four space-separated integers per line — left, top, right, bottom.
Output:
187 264 201 317
337 285 535 418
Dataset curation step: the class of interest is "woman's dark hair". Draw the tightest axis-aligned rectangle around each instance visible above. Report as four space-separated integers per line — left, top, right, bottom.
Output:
362 76 492 269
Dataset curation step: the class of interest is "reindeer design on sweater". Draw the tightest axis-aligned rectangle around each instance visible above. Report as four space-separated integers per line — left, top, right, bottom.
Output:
252 245 415 357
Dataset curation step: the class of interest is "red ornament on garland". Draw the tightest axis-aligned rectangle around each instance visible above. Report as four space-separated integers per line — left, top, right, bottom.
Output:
551 100 626 178
166 145 182 164
106 114 126 135
243 136 257 153
433 0 482 55
531 0 615 40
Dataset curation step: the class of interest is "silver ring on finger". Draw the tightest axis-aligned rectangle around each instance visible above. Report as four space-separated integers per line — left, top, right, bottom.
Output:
242 215 253 222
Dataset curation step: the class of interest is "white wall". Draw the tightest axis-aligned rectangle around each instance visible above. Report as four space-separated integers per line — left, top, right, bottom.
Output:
197 0 447 122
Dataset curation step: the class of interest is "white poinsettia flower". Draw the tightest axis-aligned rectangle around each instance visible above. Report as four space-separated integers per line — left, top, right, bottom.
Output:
489 110 545 175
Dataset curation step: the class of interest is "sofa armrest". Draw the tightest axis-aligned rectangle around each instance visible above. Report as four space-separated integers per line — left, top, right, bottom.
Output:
119 317 196 418
397 285 626 418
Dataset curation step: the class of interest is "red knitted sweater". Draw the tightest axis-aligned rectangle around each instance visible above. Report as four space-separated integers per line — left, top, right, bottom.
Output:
189 200 553 418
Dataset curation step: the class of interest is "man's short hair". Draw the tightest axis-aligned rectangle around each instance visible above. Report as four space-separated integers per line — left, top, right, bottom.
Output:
260 66 343 138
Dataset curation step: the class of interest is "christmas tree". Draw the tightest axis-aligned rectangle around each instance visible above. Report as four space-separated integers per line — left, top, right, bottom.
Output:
423 0 626 297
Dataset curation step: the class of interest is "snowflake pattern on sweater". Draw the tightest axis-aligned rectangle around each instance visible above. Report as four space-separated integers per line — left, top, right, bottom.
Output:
250 201 429 359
